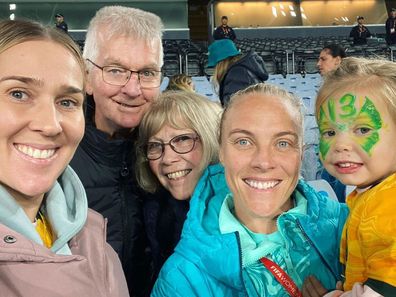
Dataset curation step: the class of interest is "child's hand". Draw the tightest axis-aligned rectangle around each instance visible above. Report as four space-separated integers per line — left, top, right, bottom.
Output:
302 275 329 297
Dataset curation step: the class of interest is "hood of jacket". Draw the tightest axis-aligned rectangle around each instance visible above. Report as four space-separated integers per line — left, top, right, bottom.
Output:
174 163 348 290
0 166 87 255
229 51 269 82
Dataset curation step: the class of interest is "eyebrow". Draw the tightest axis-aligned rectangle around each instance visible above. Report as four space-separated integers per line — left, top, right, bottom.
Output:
228 129 298 139
0 75 83 95
58 85 84 95
0 75 43 86
103 59 160 70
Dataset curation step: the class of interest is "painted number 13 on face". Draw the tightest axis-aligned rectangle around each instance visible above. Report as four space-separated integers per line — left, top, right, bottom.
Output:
318 93 382 159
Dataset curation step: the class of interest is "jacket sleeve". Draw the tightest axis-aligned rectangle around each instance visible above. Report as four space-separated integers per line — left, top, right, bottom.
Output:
386 19 391 35
151 269 200 297
230 28 236 41
366 27 371 38
350 27 357 38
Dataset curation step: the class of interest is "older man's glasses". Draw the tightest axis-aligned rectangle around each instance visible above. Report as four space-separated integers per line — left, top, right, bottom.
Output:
145 133 200 161
86 59 162 88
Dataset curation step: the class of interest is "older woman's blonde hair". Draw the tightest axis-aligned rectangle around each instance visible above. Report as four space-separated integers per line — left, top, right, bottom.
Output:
219 83 304 148
136 91 223 193
315 57 396 121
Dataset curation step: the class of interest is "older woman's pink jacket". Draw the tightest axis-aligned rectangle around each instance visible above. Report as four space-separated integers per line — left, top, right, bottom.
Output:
0 209 129 297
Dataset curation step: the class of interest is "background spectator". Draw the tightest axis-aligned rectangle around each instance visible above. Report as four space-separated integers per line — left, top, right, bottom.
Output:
54 13 68 33
349 16 371 45
386 8 396 45
165 74 194 92
208 39 268 106
317 43 346 76
213 15 236 41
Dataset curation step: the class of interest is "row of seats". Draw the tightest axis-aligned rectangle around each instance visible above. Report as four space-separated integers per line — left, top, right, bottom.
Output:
161 37 392 77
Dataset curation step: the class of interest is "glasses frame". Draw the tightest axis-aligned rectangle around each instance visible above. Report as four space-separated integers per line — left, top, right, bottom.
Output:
86 59 162 88
145 133 200 161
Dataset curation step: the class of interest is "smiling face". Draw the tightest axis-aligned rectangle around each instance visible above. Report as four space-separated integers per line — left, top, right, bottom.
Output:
148 124 203 200
87 29 161 135
318 90 396 188
220 94 302 234
0 40 85 206
317 49 342 75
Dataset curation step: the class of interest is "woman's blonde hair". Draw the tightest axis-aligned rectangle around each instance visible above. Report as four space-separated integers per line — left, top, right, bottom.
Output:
0 19 86 91
315 57 396 121
136 91 223 193
212 55 242 88
166 74 194 92
219 83 304 147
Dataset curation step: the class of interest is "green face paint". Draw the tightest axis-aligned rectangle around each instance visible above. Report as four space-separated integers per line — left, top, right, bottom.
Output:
318 106 331 159
318 93 382 160
357 98 382 153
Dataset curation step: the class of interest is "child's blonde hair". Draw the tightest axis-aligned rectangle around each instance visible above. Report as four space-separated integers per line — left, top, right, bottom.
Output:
316 57 396 122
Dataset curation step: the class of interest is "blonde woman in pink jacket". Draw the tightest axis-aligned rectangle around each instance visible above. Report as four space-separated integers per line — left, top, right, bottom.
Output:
0 19 128 297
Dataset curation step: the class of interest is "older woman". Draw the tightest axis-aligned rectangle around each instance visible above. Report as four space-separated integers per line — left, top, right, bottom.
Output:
152 83 348 296
0 19 128 296
135 91 221 277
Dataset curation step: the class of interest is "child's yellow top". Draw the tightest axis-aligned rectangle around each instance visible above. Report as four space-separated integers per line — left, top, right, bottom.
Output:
35 211 54 248
340 173 396 290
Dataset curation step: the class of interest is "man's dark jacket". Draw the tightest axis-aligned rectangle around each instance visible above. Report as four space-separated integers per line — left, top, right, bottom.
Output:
349 25 371 45
219 51 269 106
213 25 236 41
70 96 151 297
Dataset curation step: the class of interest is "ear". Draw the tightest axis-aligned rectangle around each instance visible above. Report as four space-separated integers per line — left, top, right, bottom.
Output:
335 56 342 66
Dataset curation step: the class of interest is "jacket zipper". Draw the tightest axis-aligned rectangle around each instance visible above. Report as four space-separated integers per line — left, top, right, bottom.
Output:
296 219 337 279
235 231 250 297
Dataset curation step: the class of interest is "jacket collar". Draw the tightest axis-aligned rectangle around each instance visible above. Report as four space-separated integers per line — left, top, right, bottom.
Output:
0 166 87 255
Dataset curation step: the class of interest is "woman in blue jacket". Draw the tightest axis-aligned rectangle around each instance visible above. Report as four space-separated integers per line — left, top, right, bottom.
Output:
152 83 348 297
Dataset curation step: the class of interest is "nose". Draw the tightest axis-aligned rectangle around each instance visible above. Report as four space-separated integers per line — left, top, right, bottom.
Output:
250 145 276 171
333 133 353 153
121 72 142 97
161 144 181 164
29 101 62 136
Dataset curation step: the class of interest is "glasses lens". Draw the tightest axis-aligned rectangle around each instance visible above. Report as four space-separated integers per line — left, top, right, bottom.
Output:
146 142 163 160
171 134 196 154
102 66 130 86
139 70 162 88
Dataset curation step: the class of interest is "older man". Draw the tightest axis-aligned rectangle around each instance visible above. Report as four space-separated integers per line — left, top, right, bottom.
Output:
70 6 163 297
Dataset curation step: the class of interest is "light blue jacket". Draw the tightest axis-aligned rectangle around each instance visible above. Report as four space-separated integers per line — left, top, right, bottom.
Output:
152 164 348 296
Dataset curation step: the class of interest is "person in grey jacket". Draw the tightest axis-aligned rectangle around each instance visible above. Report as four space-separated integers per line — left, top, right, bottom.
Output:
0 19 128 297
208 39 268 106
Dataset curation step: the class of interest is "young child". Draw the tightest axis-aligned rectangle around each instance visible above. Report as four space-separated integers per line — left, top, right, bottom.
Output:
315 57 396 296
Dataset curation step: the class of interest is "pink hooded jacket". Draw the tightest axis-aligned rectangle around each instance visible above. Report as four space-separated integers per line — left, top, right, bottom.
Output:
0 209 129 297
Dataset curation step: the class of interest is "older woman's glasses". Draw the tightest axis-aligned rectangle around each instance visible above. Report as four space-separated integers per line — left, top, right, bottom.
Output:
146 133 200 161
86 59 162 88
